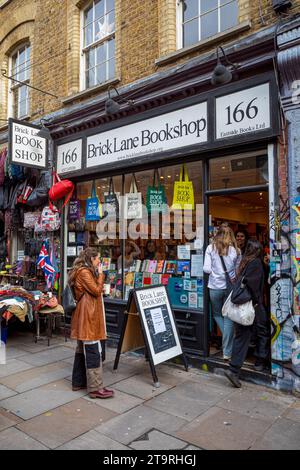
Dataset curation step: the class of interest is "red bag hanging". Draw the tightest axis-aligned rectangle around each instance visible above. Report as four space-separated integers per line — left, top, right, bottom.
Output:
49 170 74 210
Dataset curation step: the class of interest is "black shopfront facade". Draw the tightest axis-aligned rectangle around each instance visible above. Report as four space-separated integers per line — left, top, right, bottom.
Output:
53 66 279 372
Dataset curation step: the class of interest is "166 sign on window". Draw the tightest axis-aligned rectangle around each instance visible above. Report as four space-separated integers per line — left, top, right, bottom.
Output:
215 83 271 140
56 140 82 174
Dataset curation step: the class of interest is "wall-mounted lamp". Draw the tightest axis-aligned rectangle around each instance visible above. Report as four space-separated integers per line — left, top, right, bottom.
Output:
36 119 51 139
105 86 134 115
211 46 239 86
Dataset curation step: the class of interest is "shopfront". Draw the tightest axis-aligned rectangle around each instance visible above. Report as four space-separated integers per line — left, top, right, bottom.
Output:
56 72 279 367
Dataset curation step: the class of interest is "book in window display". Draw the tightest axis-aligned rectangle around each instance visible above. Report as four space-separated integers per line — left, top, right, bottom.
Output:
156 260 165 274
151 273 161 285
177 260 190 275
164 260 177 274
134 272 143 289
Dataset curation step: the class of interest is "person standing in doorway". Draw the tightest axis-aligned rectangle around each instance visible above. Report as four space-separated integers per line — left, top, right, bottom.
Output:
69 247 114 399
204 226 239 360
235 229 249 255
224 240 270 388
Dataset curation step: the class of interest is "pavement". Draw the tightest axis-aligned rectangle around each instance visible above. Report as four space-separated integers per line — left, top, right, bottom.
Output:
0 332 300 450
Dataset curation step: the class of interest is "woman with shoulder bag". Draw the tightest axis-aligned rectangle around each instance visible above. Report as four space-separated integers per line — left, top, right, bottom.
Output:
224 240 270 388
203 225 239 361
69 247 114 399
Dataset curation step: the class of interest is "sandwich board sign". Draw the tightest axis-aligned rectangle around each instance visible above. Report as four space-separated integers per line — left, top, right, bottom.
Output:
113 285 188 386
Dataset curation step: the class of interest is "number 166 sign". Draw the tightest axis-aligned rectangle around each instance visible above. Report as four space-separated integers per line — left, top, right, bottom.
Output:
56 139 82 175
216 83 270 140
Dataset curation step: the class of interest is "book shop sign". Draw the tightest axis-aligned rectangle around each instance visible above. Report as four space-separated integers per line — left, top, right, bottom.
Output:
86 101 208 168
9 119 47 169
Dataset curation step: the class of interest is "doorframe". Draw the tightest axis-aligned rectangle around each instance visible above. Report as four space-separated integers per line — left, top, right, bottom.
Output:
203 147 273 358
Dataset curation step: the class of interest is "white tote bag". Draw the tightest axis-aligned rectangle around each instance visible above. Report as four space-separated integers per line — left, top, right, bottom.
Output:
222 292 255 326
124 175 143 219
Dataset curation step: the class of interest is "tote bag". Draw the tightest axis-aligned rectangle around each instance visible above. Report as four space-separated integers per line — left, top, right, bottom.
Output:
124 174 143 219
104 177 119 220
172 165 194 210
222 292 255 326
146 169 167 214
68 190 81 222
86 181 103 221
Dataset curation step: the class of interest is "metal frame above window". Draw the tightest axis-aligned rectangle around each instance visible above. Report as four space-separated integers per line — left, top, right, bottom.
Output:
81 0 115 90
9 44 31 119
177 0 239 49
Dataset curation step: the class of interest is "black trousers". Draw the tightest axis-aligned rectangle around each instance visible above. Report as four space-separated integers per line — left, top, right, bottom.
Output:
229 303 270 376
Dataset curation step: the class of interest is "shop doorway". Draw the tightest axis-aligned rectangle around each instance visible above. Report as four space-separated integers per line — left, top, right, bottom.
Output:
207 190 270 367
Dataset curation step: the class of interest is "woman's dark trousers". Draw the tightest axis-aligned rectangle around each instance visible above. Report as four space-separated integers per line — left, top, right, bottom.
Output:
229 304 270 376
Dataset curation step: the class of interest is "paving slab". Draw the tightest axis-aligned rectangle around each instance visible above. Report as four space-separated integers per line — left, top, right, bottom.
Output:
94 404 187 445
250 418 300 450
0 408 23 432
218 388 295 419
20 347 74 366
57 430 129 450
101 365 143 387
185 445 203 450
5 347 28 360
0 427 48 450
0 384 17 400
15 342 66 354
176 406 274 450
130 429 187 450
0 379 86 420
145 380 233 421
0 361 73 393
283 401 300 423
0 359 34 378
17 398 118 449
112 374 173 400
84 388 143 413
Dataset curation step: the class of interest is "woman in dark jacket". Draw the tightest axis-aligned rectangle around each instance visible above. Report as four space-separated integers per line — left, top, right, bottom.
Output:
224 240 270 388
69 247 114 399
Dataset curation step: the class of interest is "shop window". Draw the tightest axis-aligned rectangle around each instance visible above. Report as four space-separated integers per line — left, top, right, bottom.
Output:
66 162 204 310
81 0 115 89
209 152 268 190
178 0 238 48
9 44 31 119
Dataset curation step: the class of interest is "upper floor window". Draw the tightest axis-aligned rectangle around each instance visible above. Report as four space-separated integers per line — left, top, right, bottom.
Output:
10 44 31 119
82 0 115 89
179 0 239 48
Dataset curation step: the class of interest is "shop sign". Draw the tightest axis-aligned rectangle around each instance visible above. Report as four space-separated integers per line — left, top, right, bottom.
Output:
216 83 270 140
86 102 208 168
56 139 82 174
9 119 47 169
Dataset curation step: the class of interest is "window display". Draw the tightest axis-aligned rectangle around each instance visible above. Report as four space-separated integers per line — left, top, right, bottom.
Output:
66 162 204 310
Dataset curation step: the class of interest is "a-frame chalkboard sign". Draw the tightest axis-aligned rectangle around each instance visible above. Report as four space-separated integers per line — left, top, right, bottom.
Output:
113 285 188 387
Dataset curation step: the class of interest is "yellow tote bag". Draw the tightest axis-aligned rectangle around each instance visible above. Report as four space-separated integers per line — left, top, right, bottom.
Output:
172 165 194 210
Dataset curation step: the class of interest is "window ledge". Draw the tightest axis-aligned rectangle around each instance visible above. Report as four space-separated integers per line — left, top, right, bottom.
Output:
62 77 121 105
155 21 252 67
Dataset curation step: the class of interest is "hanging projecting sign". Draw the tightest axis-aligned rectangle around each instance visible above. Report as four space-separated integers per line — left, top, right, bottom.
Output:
8 119 47 169
56 139 82 175
86 102 208 168
215 83 271 140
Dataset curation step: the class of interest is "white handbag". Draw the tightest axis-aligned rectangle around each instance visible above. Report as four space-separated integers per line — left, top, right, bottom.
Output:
222 292 255 326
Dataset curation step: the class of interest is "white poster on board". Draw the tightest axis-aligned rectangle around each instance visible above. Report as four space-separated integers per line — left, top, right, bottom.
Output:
135 286 183 366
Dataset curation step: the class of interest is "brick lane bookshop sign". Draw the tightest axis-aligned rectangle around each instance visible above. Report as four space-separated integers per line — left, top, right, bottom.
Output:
9 119 47 169
56 81 272 174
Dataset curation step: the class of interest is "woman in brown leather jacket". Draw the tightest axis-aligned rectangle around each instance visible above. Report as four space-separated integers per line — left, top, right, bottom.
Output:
69 247 114 399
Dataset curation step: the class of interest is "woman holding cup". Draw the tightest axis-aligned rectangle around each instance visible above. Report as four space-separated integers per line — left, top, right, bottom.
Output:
69 247 114 399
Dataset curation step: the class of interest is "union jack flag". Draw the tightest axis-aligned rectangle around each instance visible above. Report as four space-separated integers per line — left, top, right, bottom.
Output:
37 241 55 286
